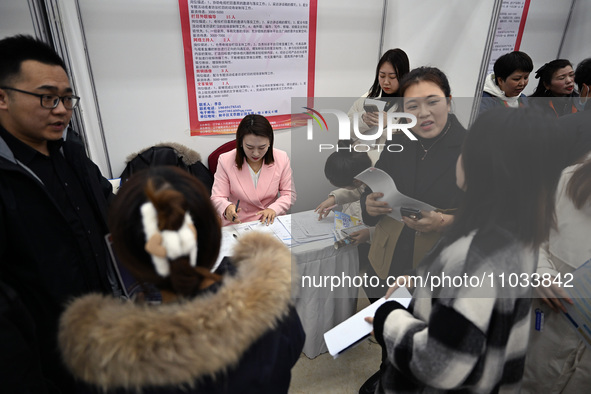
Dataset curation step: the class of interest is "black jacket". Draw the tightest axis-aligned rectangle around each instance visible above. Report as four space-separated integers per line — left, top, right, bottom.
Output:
0 126 115 392
361 114 466 226
557 106 591 168
0 279 51 393
360 115 466 276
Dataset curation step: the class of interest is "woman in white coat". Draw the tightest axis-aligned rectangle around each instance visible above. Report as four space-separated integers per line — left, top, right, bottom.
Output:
315 48 410 216
522 152 591 393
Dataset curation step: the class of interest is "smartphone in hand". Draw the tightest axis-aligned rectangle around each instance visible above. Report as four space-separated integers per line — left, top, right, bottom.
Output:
363 104 379 113
400 207 422 220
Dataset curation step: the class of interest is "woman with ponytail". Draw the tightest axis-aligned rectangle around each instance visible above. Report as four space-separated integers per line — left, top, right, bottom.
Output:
58 166 304 394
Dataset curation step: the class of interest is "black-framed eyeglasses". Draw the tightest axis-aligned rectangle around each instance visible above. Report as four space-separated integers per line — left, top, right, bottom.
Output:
0 86 80 110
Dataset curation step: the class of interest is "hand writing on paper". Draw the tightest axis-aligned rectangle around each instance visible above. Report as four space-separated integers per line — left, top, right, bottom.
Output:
365 192 392 216
257 208 276 225
314 195 336 220
225 204 242 224
535 280 574 313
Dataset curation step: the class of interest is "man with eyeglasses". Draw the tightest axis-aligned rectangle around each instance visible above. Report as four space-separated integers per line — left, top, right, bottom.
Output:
0 35 117 392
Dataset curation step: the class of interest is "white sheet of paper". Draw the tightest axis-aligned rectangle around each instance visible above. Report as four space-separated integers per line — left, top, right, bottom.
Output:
212 230 238 272
355 167 435 221
324 287 412 358
289 211 334 243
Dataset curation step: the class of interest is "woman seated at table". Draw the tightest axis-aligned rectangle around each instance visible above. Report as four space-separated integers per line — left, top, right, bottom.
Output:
530 59 579 117
361 66 467 281
479 51 533 114
211 114 296 226
58 166 305 393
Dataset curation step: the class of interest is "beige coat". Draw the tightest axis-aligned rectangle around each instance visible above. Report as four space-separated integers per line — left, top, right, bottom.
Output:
368 215 441 279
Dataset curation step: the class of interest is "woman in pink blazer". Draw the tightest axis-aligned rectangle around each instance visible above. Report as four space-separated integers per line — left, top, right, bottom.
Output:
211 114 296 226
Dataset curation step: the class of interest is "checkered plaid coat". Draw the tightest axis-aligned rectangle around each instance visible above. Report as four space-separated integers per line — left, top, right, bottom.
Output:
373 226 536 393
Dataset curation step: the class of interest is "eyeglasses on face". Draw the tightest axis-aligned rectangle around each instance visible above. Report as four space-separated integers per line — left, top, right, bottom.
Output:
0 86 80 110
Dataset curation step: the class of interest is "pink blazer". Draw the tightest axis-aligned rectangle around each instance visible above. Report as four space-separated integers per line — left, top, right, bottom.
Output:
211 148 296 226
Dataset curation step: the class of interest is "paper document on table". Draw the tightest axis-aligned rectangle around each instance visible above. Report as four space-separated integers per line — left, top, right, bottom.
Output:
563 258 591 349
324 287 412 358
213 231 238 272
289 210 334 243
234 218 294 247
355 167 435 221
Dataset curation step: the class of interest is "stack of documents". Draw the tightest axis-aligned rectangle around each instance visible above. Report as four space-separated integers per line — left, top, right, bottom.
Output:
215 210 337 269
235 219 293 246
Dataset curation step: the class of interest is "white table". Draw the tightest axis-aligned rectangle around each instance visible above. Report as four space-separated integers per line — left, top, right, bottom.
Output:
291 238 359 358
221 211 360 358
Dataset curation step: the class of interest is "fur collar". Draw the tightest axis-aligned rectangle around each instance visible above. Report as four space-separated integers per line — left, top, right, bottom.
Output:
59 232 296 391
125 142 202 165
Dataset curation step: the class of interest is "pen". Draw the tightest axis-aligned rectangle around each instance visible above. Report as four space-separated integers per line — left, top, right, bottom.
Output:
232 199 241 222
323 204 337 212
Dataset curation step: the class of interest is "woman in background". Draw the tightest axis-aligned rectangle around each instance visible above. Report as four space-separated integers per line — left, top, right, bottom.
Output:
211 114 295 226
530 59 579 117
367 107 563 393
479 51 533 114
522 152 591 393
362 66 466 281
316 49 410 221
358 66 466 392
59 166 304 394
347 48 410 160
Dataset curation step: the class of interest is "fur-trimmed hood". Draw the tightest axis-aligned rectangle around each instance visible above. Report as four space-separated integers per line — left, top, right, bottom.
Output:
125 142 202 166
59 232 297 391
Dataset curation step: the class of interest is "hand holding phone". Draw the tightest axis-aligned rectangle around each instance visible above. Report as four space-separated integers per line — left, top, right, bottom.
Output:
363 104 379 113
400 207 422 220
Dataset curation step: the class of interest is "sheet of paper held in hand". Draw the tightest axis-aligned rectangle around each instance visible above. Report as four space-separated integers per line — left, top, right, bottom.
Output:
354 167 435 221
324 287 412 358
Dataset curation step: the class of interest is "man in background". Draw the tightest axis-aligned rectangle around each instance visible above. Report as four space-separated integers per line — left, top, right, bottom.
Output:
0 34 118 392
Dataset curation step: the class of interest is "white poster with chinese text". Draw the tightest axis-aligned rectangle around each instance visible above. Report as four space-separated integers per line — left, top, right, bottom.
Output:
487 0 531 75
179 0 317 135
